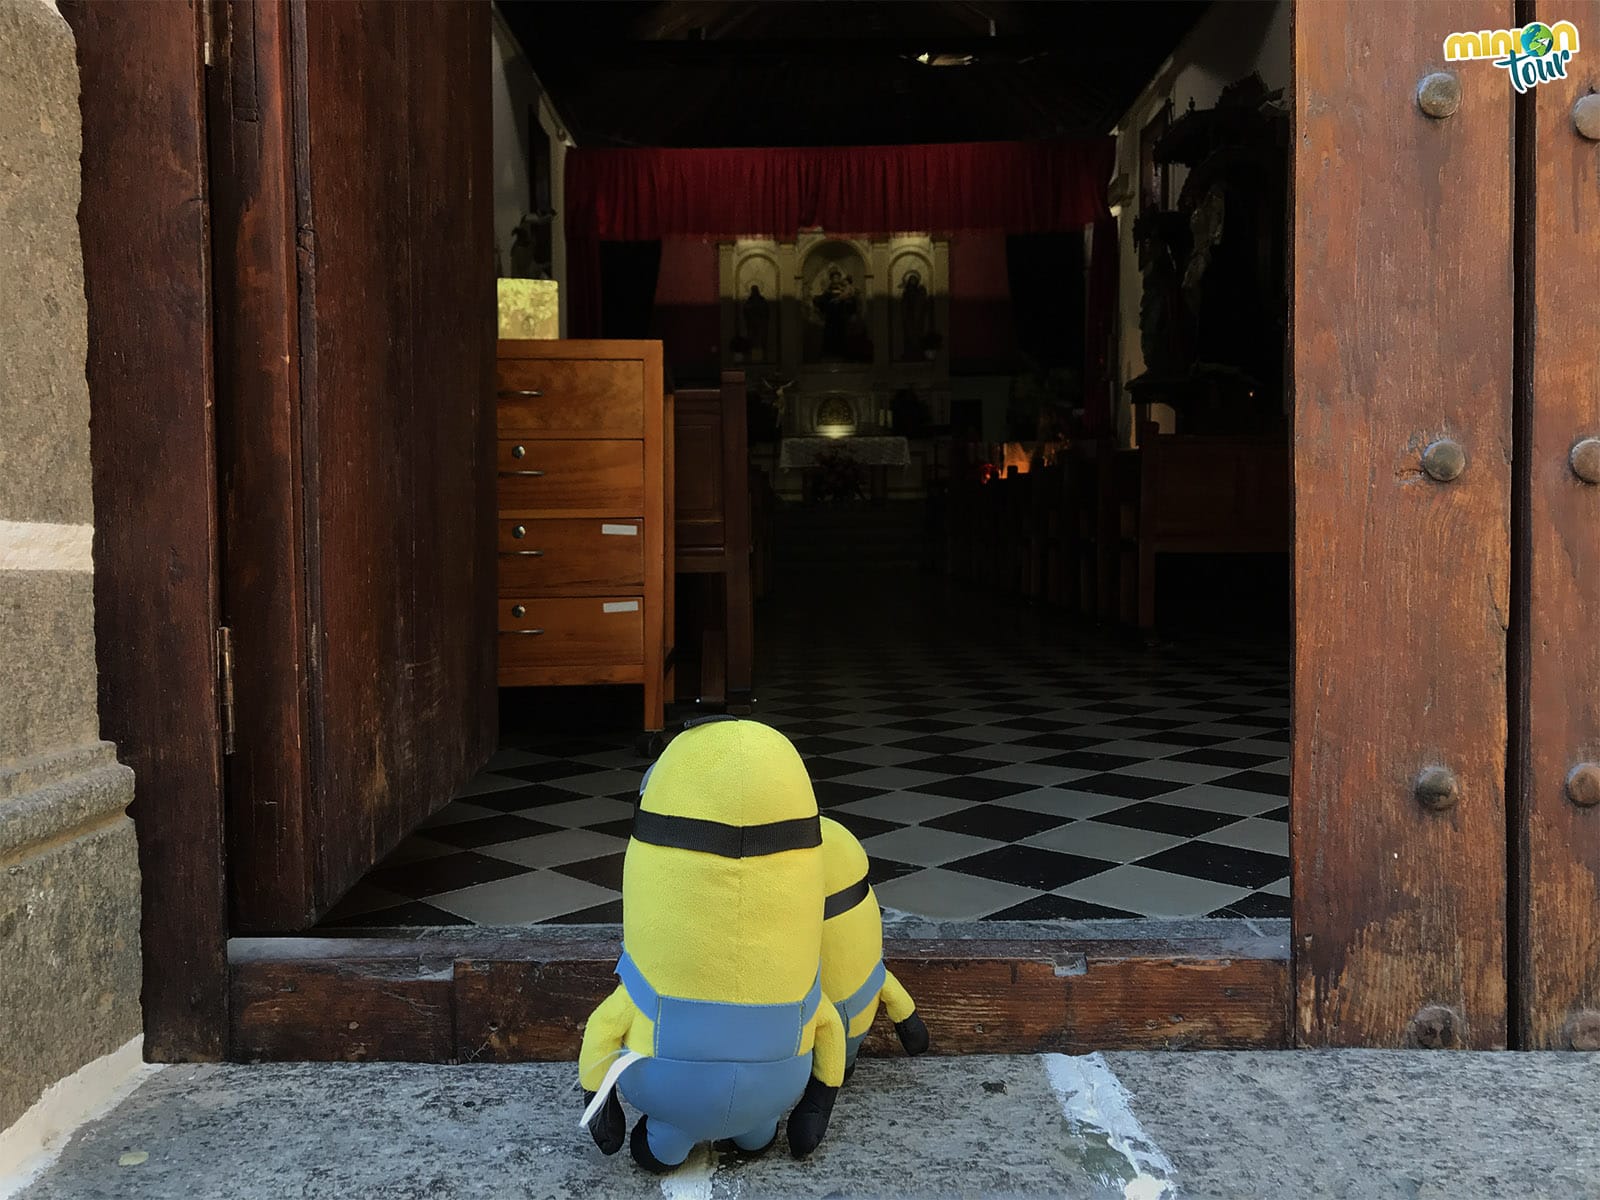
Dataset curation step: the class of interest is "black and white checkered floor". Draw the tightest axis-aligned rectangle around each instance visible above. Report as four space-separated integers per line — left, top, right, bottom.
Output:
318 574 1290 929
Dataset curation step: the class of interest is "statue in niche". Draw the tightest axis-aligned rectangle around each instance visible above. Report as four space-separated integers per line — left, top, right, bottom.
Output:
509 210 555 280
1133 207 1193 376
813 266 860 359
742 284 771 360
898 270 933 361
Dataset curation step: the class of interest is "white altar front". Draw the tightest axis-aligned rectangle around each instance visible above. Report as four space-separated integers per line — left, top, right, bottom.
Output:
777 436 912 471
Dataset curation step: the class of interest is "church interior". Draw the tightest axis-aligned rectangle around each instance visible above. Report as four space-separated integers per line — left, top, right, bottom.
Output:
317 0 1295 931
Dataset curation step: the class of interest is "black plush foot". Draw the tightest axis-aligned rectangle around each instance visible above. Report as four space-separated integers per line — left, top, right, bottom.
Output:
842 1061 857 1085
895 1013 930 1056
630 1116 676 1174
786 1076 838 1160
582 1089 625 1155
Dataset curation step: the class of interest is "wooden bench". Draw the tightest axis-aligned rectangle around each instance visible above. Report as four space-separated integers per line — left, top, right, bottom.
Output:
672 371 753 710
1131 434 1291 629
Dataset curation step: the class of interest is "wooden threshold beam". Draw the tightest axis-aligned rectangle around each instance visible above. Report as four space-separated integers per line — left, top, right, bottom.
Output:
228 931 1288 1062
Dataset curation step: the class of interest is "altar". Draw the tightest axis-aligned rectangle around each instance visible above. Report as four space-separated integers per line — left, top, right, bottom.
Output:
778 436 912 471
779 435 911 507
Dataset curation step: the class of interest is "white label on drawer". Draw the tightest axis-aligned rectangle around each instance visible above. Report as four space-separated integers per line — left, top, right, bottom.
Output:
601 523 639 536
603 600 640 614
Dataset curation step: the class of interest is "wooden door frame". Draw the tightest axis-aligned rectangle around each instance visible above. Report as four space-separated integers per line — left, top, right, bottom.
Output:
71 0 1577 1062
227 929 1288 1060
64 0 230 1061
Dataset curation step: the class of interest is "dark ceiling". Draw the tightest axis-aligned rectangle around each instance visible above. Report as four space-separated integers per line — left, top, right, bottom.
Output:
498 1 1210 148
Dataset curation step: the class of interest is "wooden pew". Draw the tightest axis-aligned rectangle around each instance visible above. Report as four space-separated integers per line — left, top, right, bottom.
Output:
1132 435 1291 629
672 371 754 710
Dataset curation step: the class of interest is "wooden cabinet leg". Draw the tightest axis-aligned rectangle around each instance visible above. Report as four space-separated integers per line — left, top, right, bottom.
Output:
644 648 664 732
726 555 754 706
702 633 727 706
1138 544 1157 630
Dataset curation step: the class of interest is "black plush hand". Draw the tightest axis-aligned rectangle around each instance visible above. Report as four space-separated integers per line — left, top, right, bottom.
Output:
786 1075 838 1159
895 1013 930 1056
582 1088 625 1155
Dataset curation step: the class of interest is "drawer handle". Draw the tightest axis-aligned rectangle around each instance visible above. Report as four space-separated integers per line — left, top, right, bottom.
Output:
500 389 544 399
512 525 526 539
511 604 526 618
511 548 545 557
511 444 526 459
505 469 546 477
507 628 545 636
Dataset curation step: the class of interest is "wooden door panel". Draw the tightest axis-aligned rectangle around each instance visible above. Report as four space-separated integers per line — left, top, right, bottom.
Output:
398 0 498 887
216 0 495 929
295 0 416 922
1521 0 1600 1050
1292 1 1513 1047
207 0 315 931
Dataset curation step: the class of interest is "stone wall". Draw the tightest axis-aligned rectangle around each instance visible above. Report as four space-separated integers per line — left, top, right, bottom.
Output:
0 0 143 1135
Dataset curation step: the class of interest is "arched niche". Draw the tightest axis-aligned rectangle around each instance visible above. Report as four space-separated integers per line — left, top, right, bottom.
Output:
887 245 937 363
732 249 780 362
800 239 873 365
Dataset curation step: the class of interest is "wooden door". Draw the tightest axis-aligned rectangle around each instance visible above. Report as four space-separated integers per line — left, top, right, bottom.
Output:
210 0 497 930
1518 0 1600 1050
1292 1 1514 1047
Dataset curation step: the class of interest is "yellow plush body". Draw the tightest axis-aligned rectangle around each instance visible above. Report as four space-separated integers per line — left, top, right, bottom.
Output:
819 816 926 1068
578 719 845 1169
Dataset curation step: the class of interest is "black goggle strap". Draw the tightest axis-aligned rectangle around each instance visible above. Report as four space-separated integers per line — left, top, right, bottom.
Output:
823 872 871 920
630 809 822 858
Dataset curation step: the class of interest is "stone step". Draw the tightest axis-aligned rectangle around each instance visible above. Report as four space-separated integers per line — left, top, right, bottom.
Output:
15 1052 1597 1199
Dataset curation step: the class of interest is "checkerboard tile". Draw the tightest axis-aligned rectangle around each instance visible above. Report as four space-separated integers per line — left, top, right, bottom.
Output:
317 579 1290 929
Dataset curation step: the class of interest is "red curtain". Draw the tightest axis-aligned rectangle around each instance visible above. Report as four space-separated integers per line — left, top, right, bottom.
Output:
566 139 1114 337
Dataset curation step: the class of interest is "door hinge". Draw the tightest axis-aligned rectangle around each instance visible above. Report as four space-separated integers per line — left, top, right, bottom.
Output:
202 0 215 67
218 625 236 755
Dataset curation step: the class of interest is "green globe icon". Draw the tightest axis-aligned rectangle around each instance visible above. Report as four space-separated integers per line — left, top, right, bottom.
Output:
1522 23 1554 55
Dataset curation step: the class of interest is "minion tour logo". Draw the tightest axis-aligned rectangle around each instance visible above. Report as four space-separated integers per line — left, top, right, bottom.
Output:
1444 20 1581 92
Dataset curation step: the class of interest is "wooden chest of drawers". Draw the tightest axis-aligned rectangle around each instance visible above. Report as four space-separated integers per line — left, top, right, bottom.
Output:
495 339 672 732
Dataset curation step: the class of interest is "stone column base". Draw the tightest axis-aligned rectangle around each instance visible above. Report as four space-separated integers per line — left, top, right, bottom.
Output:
1 743 141 1132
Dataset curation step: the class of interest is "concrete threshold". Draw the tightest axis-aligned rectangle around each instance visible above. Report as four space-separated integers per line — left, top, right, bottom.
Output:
11 1050 1595 1199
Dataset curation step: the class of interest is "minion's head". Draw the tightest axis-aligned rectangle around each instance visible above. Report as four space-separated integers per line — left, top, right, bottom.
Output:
624 717 825 1003
637 717 816 826
820 816 870 895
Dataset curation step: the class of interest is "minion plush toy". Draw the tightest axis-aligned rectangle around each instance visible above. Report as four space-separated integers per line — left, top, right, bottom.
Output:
819 816 929 1074
578 717 847 1172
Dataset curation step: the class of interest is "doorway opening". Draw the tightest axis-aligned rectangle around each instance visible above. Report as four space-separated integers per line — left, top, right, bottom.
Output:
313 0 1295 938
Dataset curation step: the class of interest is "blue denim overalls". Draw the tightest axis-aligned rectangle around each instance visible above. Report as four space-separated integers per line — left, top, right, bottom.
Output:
835 959 886 1067
614 947 821 1162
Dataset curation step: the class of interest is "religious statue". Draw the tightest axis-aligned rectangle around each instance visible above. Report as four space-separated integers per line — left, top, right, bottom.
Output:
509 210 556 280
759 376 796 427
898 270 932 360
812 266 859 359
742 284 771 359
1133 207 1193 376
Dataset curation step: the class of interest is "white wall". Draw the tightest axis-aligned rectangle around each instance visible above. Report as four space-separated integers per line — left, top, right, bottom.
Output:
541 102 568 339
490 11 570 336
1109 0 1290 445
